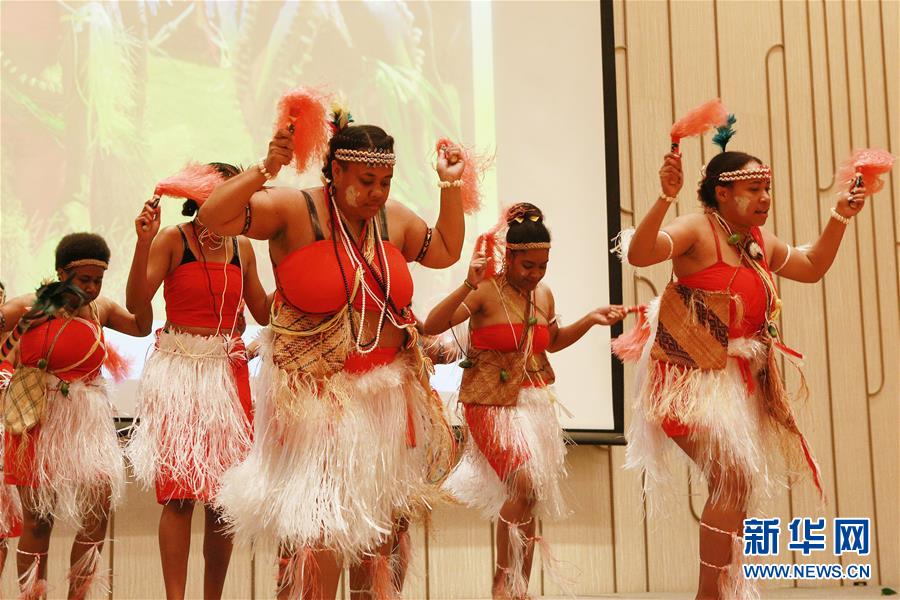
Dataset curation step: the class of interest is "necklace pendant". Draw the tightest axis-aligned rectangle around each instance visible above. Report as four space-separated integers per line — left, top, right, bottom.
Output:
527 316 538 326
727 233 743 246
767 322 779 338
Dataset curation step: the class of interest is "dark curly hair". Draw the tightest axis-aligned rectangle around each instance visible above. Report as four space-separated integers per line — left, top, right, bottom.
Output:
321 125 395 183
697 151 763 209
505 202 551 247
182 162 242 216
55 233 111 269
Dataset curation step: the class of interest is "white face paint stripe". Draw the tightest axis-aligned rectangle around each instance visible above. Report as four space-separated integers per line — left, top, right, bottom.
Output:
733 194 752 216
345 185 360 208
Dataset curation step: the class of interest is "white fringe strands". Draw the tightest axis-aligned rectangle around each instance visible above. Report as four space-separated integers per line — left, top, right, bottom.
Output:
610 227 635 265
67 540 111 599
699 522 761 600
624 299 819 514
126 331 251 501
16 549 47 600
216 330 440 562
17 377 123 526
443 387 569 521
0 426 23 536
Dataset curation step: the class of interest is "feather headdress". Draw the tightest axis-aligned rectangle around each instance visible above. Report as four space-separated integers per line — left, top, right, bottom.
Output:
669 98 730 153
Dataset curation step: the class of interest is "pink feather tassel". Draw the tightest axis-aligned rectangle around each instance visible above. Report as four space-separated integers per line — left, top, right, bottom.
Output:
369 553 400 599
669 98 729 152
834 148 895 196
611 308 650 363
103 342 132 383
154 163 225 206
274 87 331 174
435 138 492 214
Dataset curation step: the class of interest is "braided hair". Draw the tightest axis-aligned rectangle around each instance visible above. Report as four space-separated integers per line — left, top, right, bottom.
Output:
321 125 394 184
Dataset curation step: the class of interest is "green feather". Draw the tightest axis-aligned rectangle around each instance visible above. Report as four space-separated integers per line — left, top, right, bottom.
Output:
712 114 737 151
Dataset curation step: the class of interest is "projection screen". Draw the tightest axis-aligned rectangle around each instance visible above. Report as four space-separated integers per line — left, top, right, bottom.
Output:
0 1 623 440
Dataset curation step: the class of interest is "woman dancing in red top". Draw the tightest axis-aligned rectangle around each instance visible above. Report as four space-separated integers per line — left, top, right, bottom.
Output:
124 163 270 600
423 203 625 599
200 105 465 599
0 281 23 579
619 140 868 599
0 233 151 598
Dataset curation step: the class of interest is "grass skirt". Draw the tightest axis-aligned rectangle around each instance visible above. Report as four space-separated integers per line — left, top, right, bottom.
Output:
216 329 440 562
444 386 569 521
126 330 251 503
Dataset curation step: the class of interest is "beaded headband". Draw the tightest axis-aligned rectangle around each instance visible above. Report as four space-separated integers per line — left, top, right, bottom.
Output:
62 259 108 271
334 147 396 167
506 242 551 251
717 165 771 182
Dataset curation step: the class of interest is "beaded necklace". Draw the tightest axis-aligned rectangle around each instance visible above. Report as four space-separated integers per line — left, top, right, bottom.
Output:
711 211 783 339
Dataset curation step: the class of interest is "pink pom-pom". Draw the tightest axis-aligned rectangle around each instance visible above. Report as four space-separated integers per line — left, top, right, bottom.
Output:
611 307 650 363
154 163 225 205
670 98 729 147
274 87 331 174
435 138 492 214
834 148 895 196
103 342 132 383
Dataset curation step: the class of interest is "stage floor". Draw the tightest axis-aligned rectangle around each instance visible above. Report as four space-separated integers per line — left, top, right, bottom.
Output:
488 587 892 600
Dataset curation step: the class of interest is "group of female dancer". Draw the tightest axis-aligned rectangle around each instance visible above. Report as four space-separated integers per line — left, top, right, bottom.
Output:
0 97 873 600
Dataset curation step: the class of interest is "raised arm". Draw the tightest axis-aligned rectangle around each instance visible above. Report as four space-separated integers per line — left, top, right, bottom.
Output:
125 199 172 320
100 295 152 337
546 290 626 353
238 238 272 326
627 152 697 267
400 145 466 268
199 128 293 240
764 187 867 283
421 249 487 335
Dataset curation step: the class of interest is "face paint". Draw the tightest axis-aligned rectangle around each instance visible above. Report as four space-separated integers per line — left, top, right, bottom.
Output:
345 185 360 208
733 194 752 217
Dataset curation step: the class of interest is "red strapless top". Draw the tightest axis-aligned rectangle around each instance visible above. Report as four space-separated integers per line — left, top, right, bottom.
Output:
164 262 244 330
471 323 551 354
275 240 414 316
18 313 106 382
677 220 773 338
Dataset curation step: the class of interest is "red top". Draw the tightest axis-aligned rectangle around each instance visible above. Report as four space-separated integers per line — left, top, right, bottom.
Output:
18 314 106 382
164 262 244 330
677 218 773 338
471 323 551 354
275 240 414 317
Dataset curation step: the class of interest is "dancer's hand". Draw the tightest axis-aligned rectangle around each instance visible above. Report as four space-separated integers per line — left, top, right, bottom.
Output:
265 128 294 179
135 199 161 240
437 143 465 183
835 185 866 219
591 305 627 326
659 152 683 199
246 338 260 360
466 248 487 287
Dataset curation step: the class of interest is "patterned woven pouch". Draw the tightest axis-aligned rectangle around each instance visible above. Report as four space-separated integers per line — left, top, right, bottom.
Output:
650 282 730 370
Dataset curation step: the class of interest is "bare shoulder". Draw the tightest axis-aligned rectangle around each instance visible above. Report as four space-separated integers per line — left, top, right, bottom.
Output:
667 212 709 230
237 235 256 254
390 198 427 227
535 282 555 310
